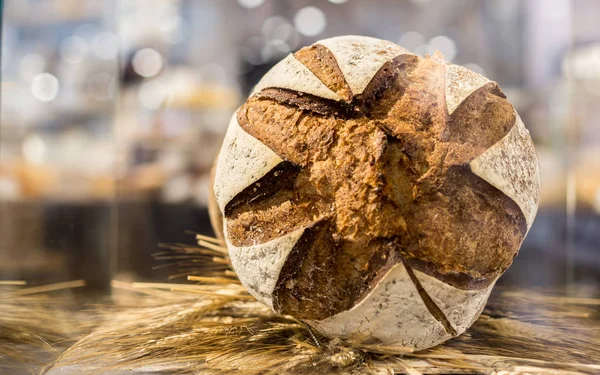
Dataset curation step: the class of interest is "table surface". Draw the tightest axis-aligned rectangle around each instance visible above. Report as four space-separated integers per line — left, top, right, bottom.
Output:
2 282 599 375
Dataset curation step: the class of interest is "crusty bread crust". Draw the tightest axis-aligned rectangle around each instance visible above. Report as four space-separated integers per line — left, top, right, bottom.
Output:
307 262 452 350
318 35 409 96
414 269 497 334
445 64 490 115
470 114 540 230
207 161 224 241
213 113 282 213
211 36 540 351
251 54 342 101
224 226 305 309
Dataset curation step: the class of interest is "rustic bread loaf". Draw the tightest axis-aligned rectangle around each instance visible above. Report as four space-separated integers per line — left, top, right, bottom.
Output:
211 35 540 351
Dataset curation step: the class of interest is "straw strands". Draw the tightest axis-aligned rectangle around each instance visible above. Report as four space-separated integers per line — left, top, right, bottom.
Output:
3 235 599 374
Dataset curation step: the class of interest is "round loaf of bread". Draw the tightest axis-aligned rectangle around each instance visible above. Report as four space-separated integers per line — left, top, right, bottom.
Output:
211 36 540 351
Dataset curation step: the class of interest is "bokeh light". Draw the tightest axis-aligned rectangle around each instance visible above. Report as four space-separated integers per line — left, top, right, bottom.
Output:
398 31 425 52
237 0 265 9
262 16 299 50
274 23 298 44
294 6 327 37
415 44 436 57
132 48 164 78
31 73 60 102
261 16 289 38
429 35 457 62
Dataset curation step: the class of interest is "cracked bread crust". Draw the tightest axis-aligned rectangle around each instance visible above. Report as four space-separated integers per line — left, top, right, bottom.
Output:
212 36 540 346
226 54 526 319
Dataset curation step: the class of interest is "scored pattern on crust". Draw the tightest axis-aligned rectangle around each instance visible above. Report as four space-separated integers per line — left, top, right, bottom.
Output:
225 226 306 309
214 36 540 345
414 270 497 334
213 113 283 212
306 262 452 351
251 54 342 101
318 35 410 96
469 113 540 229
445 64 490 115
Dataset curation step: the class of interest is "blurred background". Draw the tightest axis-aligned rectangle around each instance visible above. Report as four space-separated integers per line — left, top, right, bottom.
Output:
0 0 598 292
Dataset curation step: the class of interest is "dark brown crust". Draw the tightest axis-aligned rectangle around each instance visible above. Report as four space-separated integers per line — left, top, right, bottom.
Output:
256 88 353 118
441 82 516 163
226 47 530 319
404 166 527 290
272 220 344 319
224 161 326 248
224 161 300 217
273 221 405 320
360 54 419 117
